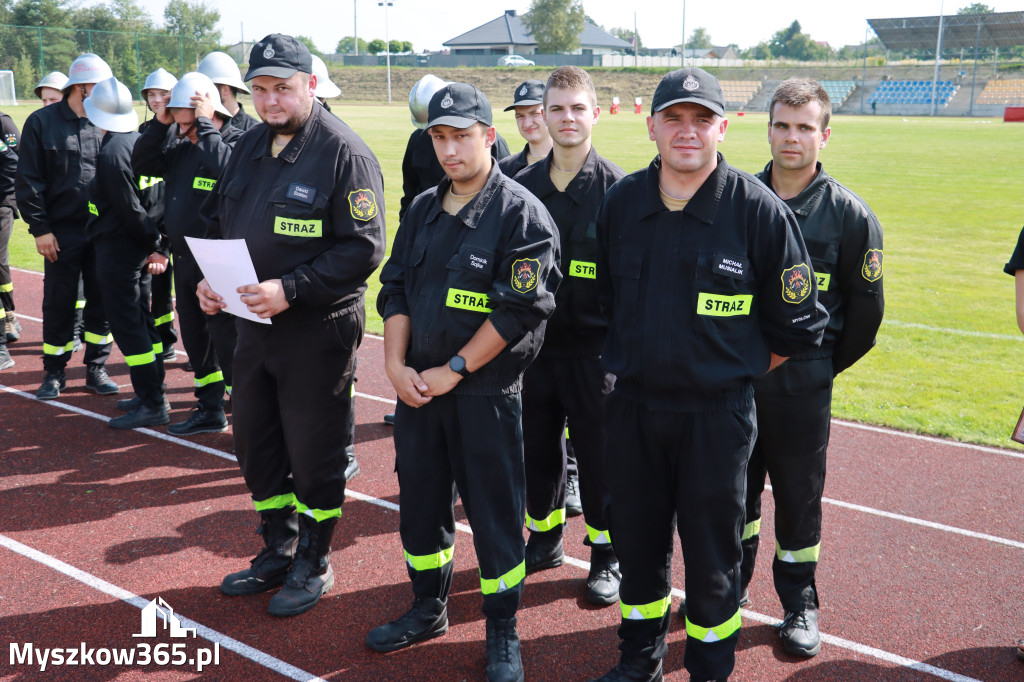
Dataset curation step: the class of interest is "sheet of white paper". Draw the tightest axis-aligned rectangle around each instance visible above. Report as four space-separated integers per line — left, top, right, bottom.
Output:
184 237 271 325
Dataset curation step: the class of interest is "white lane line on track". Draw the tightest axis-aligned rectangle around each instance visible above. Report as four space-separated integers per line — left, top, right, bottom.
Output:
833 419 1024 460
885 319 1023 342
0 534 327 682
0 383 989 681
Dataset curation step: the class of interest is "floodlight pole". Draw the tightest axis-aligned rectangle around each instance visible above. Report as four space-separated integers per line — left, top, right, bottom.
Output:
681 0 686 67
931 1 944 117
968 18 982 116
354 0 359 56
379 1 393 104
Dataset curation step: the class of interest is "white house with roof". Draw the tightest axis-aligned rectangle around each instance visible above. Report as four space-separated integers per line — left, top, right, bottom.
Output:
443 9 632 56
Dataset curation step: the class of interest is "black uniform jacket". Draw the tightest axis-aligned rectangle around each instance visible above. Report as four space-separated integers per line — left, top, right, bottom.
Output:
399 127 512 222
758 161 884 375
379 161 562 396
597 154 828 410
133 117 243 254
86 131 164 250
498 143 530 177
201 101 386 319
513 146 624 356
0 137 17 205
16 98 105 236
0 111 19 213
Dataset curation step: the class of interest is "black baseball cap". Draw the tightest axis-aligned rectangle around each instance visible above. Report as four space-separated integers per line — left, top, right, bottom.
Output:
651 67 725 117
245 34 313 81
427 82 493 129
503 80 545 111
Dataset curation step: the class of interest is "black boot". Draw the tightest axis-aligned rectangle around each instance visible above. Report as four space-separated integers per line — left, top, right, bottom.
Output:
108 401 170 429
366 597 448 652
343 444 360 481
85 365 119 394
587 544 621 605
525 527 564 574
485 616 524 682
267 515 336 616
36 371 66 400
167 405 228 436
590 657 663 681
779 606 821 657
221 508 298 596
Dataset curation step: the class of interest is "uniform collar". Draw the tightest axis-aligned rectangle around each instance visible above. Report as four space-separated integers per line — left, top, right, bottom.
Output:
57 98 79 122
426 159 504 229
530 145 599 204
249 100 321 163
640 152 729 224
759 160 830 216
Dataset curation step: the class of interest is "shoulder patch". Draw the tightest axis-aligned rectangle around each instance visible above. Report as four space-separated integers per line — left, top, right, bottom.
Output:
781 263 812 304
511 258 540 294
3 133 15 147
862 249 883 282
348 189 378 221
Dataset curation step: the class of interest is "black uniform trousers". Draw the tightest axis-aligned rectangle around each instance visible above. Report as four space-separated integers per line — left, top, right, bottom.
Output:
523 353 613 542
394 391 527 621
173 252 236 409
0 206 14 321
232 304 361 517
41 229 111 373
607 390 754 682
741 357 833 613
150 262 178 352
93 237 165 408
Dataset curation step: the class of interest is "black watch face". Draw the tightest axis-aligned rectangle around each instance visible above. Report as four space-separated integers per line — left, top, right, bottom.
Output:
450 355 466 374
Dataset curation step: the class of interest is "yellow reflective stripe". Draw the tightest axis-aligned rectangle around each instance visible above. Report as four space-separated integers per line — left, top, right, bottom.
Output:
152 342 164 356
525 508 565 532
124 351 156 367
87 201 98 216
83 331 113 345
741 518 761 542
274 216 322 237
295 502 342 521
43 341 74 355
569 259 597 279
404 546 455 572
192 176 216 191
564 427 570 439
253 492 297 512
776 540 821 564
138 175 163 190
815 272 831 291
0 282 12 292
154 311 174 326
480 560 526 595
586 524 612 545
0 307 4 315
685 609 742 642
75 299 86 309
620 596 671 621
445 288 491 313
697 293 753 317
194 371 224 387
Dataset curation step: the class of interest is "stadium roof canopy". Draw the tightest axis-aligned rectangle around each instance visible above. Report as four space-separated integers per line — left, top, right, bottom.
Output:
868 11 1024 51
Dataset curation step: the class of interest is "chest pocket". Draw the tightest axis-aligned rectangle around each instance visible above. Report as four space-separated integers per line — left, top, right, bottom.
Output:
610 247 644 324
567 221 598 280
444 245 496 313
42 134 78 176
269 183 329 239
694 251 754 318
803 238 838 293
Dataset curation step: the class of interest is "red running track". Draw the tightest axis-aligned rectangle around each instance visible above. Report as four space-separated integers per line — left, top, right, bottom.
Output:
1 266 1022 681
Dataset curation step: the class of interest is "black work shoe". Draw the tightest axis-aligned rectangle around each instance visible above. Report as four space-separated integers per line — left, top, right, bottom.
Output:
5 313 20 343
222 510 298 596
383 412 395 426
779 607 821 657
566 473 583 517
0 347 13 370
525 532 564 574
73 338 83 353
267 555 334 617
117 394 170 412
36 371 66 400
587 546 621 606
344 445 360 481
485 616 524 682
366 597 449 652
86 366 119 394
168 407 228 436
161 347 177 362
679 587 747 617
108 402 170 429
590 657 663 681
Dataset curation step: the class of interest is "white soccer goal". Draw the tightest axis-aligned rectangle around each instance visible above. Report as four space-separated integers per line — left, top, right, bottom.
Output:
0 71 15 106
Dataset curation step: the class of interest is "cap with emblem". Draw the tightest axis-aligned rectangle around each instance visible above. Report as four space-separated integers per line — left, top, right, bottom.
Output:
427 82 492 130
503 79 544 112
651 67 725 117
244 33 313 82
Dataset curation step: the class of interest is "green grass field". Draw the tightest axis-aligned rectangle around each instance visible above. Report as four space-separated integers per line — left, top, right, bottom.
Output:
6 102 1024 450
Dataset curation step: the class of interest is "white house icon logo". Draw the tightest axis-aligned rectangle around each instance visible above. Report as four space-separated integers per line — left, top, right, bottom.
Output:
133 597 197 638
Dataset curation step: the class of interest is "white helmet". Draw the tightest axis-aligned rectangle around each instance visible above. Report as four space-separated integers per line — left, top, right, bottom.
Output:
83 77 138 133
142 67 177 96
409 74 449 129
64 53 113 92
168 72 232 118
197 51 250 94
311 55 341 99
35 71 69 98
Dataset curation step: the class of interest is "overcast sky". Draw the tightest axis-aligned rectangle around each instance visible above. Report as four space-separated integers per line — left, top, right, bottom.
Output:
133 1 1022 55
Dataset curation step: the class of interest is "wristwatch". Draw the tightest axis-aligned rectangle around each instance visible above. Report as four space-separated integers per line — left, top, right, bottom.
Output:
448 354 471 377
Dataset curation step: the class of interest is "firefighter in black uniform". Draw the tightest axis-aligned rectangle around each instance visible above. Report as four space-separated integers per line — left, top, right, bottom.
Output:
592 68 828 682
741 78 884 658
498 79 552 177
0 107 20 345
513 66 624 605
16 53 119 400
132 72 242 436
369 82 560 682
83 77 169 429
0 138 18 370
198 34 385 617
198 51 260 131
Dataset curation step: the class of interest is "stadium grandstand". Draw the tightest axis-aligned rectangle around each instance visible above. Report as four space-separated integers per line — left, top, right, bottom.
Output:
820 80 857 109
719 80 762 107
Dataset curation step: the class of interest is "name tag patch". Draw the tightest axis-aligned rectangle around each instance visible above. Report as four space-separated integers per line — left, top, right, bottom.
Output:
569 260 596 279
712 255 749 279
816 272 831 291
274 216 322 237
286 182 317 204
697 293 752 317
462 250 490 271
193 177 216 191
446 288 492 312
138 175 163 190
